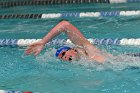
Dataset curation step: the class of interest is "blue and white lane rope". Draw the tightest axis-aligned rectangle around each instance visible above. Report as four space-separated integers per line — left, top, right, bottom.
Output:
41 11 140 19
1 38 140 47
0 10 140 19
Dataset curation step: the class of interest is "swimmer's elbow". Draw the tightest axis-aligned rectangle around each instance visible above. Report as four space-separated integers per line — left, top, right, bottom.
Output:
61 20 70 24
58 20 71 33
61 20 71 27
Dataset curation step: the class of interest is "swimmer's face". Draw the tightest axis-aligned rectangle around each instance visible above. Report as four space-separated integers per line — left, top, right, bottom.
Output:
58 49 79 61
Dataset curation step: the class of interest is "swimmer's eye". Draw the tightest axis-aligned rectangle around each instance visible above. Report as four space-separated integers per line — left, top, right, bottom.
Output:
61 50 69 58
61 51 66 58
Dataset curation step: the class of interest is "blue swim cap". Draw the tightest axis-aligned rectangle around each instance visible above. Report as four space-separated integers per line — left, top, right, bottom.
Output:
55 46 71 57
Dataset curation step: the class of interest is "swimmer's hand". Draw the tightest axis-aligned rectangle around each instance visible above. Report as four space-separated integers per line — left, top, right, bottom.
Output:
25 40 45 56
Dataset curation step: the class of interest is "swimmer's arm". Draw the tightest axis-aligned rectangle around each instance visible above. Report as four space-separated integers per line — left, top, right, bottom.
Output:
40 20 89 46
26 20 92 56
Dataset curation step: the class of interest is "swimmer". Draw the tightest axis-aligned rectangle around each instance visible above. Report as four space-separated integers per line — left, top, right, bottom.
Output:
25 20 106 63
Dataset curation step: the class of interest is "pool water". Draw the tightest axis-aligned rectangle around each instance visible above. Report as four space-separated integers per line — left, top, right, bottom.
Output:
0 3 140 93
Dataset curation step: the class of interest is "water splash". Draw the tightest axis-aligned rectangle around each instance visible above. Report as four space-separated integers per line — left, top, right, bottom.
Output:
35 47 140 72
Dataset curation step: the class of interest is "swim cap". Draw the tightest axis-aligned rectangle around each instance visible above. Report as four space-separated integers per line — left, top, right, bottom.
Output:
55 46 71 57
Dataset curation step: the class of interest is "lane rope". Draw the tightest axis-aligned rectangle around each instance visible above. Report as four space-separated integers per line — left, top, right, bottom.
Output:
0 10 140 19
1 38 140 47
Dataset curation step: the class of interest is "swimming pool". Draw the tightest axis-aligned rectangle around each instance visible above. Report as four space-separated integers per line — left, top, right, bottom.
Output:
0 1 140 93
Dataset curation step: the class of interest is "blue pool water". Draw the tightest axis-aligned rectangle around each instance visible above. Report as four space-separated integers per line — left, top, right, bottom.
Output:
0 3 140 93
